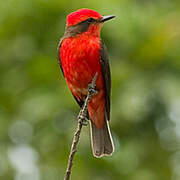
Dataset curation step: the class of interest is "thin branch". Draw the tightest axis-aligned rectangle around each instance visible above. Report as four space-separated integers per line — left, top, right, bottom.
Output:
64 73 98 180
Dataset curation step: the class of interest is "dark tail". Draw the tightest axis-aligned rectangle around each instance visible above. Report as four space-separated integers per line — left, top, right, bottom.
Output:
90 120 114 158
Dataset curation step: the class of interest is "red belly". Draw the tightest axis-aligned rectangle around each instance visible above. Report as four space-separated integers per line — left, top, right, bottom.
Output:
60 35 106 128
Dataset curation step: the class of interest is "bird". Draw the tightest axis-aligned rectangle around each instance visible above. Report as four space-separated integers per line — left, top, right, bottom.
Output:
57 8 115 158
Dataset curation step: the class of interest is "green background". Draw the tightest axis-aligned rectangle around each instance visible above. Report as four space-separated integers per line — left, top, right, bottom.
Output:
0 0 180 179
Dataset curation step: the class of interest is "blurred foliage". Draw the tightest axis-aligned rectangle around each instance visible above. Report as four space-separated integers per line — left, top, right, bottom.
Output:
0 0 180 180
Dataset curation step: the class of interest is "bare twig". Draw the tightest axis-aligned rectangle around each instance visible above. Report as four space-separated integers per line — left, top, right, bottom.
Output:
64 73 98 180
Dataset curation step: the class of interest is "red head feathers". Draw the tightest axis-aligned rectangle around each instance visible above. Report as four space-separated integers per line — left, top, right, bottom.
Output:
66 8 102 26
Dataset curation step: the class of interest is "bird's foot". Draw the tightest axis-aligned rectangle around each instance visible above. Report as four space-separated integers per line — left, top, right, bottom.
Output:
79 117 89 126
88 83 98 96
87 72 98 96
78 110 89 126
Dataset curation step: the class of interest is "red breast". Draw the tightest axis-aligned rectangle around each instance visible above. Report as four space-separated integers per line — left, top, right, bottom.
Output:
60 35 106 129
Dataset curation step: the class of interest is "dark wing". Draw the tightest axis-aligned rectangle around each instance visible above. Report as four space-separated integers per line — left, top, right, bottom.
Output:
57 38 84 108
57 38 64 77
100 42 111 121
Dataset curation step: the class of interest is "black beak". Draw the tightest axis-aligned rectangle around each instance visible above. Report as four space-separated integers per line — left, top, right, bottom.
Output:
100 15 115 22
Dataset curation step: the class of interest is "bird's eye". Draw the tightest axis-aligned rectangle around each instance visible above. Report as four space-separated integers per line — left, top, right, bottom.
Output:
86 18 94 23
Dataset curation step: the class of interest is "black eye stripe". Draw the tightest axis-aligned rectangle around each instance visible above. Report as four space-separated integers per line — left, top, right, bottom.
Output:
77 18 97 26
65 17 97 36
86 18 95 23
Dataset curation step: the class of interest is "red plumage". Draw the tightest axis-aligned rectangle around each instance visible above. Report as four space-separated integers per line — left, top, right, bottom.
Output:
67 8 102 26
60 33 105 128
58 9 115 157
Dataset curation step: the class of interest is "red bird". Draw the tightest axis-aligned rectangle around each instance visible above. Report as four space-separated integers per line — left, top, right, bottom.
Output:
57 8 115 157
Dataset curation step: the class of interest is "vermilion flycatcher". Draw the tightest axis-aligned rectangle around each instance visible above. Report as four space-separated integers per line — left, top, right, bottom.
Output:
57 8 115 157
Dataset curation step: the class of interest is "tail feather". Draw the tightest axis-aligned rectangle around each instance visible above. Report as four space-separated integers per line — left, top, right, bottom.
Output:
90 120 114 158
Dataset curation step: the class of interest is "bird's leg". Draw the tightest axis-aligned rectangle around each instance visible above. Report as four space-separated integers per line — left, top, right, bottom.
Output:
78 73 98 126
